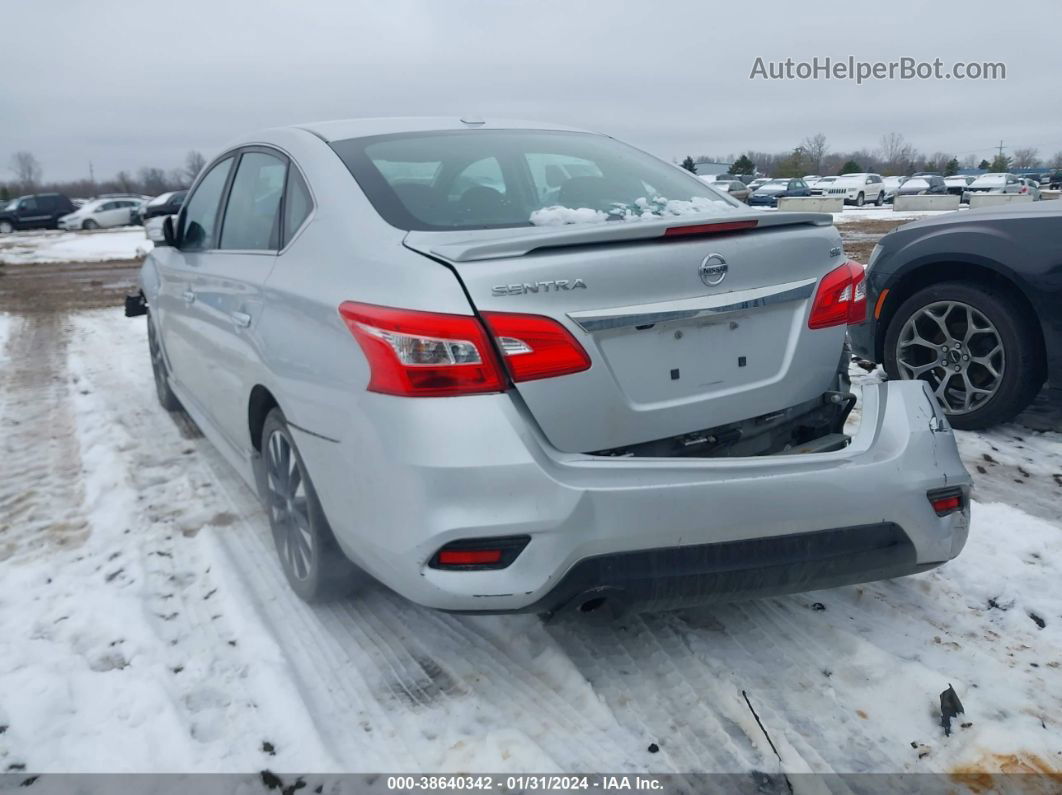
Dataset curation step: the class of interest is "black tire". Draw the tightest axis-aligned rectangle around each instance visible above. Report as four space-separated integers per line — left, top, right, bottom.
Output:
147 315 182 412
854 192 865 207
883 281 1043 429
82 219 99 230
874 192 884 206
257 408 360 602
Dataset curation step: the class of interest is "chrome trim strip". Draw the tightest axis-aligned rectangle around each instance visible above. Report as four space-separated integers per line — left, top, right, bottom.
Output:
568 277 817 333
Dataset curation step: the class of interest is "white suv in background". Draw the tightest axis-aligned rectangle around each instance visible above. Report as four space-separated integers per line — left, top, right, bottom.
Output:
814 173 885 206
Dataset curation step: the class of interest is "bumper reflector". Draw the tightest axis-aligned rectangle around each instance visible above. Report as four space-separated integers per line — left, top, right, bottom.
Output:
928 489 964 517
430 536 530 570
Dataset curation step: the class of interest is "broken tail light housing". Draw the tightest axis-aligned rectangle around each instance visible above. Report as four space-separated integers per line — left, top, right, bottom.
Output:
429 536 531 570
808 260 866 329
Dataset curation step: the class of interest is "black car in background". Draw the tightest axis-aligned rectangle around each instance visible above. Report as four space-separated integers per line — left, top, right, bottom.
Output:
850 202 1062 429
0 193 77 234
893 175 948 197
132 190 187 225
746 178 812 207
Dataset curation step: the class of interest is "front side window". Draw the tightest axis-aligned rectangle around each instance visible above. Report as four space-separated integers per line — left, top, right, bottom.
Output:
220 151 287 250
331 130 736 231
18 197 37 212
182 156 234 250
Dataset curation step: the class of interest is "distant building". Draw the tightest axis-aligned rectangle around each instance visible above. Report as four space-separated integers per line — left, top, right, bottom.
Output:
694 161 733 177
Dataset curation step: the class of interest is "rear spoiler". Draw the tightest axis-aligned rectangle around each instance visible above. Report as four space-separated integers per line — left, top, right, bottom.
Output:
405 211 833 263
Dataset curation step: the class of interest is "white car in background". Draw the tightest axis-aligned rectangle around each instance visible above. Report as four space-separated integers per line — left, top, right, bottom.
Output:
813 173 886 206
882 176 907 201
59 197 145 230
1019 178 1042 200
966 173 1023 196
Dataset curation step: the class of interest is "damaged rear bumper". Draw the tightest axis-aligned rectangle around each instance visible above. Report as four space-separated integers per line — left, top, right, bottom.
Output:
299 379 971 613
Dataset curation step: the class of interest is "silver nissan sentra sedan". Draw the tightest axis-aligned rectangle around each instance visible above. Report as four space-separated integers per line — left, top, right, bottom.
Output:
135 117 971 616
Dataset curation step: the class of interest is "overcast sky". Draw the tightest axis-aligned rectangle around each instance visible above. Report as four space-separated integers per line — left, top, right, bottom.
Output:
3 0 1060 182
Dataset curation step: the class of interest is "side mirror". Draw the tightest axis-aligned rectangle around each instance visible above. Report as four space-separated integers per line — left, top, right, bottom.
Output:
145 214 177 246
164 214 177 247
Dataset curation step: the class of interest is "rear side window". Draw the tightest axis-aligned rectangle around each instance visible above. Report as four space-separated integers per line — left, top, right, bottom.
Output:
282 166 313 243
220 151 287 250
182 157 234 250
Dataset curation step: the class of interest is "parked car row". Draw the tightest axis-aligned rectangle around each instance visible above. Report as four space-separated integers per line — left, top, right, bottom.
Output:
702 167 1058 209
0 190 188 234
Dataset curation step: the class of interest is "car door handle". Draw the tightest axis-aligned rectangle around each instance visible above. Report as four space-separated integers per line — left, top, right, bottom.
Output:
182 290 196 304
230 311 252 328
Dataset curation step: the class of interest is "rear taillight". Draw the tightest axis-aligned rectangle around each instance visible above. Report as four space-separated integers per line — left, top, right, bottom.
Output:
339 303 592 396
928 488 965 517
808 260 866 329
339 302 505 397
482 312 591 382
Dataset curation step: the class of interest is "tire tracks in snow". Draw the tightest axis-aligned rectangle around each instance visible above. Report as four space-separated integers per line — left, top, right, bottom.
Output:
0 313 89 562
68 311 651 772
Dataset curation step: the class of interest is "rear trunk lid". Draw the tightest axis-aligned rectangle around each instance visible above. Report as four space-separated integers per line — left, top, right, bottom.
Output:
406 213 849 453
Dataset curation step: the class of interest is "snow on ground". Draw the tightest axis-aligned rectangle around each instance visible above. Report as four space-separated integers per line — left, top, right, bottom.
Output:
0 228 153 265
832 207 967 224
0 310 1059 777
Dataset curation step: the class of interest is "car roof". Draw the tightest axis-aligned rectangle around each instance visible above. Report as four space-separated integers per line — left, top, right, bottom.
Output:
280 117 593 144
893 197 1062 233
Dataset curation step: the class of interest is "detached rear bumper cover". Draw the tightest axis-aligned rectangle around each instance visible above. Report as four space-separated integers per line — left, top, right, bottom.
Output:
301 380 970 612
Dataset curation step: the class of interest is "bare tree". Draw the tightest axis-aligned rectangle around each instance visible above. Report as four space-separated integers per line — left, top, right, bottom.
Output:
184 150 206 184
138 167 168 195
1051 151 1062 169
1010 147 1040 168
115 170 134 193
801 133 828 173
10 151 42 190
879 132 915 173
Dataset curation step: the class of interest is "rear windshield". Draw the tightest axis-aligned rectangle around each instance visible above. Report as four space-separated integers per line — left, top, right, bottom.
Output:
330 130 736 231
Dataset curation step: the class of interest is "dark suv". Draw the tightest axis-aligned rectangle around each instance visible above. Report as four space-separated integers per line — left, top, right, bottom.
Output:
0 193 77 234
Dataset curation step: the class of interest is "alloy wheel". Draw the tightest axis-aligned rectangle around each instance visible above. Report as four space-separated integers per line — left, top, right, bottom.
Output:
0 221 12 234
265 430 314 580
895 300 1005 415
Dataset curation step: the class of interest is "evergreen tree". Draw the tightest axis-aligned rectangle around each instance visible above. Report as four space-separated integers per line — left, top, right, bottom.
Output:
977 159 991 170
839 159 862 174
944 158 960 176
731 154 755 175
989 154 1011 172
681 156 697 173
